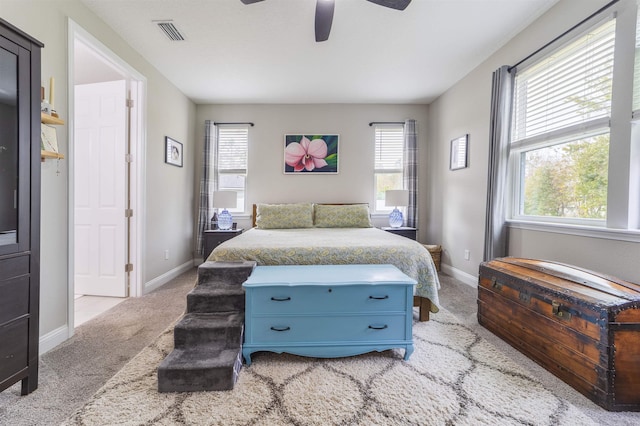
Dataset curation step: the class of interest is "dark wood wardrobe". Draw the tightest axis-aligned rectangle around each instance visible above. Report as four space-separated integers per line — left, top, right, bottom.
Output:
0 18 42 395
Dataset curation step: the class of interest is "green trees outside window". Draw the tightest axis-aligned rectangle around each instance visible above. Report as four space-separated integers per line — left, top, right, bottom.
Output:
522 134 608 219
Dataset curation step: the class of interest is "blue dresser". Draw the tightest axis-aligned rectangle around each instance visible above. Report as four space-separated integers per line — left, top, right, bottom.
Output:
242 264 416 365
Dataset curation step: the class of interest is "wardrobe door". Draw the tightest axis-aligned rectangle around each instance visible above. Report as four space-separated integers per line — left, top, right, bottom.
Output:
0 18 42 395
0 33 21 252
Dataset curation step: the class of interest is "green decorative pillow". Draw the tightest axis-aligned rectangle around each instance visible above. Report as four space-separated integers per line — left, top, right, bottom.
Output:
255 203 314 229
314 204 372 228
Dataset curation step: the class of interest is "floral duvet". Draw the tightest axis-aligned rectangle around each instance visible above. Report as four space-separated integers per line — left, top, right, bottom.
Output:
208 227 440 313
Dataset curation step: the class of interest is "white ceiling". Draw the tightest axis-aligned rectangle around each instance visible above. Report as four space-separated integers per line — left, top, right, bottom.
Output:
79 0 560 104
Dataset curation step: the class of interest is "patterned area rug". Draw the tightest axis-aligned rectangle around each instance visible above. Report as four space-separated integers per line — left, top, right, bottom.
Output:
63 308 597 426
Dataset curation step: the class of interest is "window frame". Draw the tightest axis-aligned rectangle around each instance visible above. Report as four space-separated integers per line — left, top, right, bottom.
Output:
372 124 405 214
215 124 249 215
508 124 611 227
504 1 640 240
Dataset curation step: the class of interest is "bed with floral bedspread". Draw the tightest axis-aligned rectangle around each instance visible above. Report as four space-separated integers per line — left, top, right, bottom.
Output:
208 227 440 313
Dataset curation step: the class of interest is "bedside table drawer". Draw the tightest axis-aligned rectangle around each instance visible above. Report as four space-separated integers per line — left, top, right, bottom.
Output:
380 227 417 240
249 285 407 314
203 229 243 258
249 314 407 343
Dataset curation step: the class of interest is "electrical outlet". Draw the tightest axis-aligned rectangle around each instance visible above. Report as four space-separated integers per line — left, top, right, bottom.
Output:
164 249 169 260
464 249 470 261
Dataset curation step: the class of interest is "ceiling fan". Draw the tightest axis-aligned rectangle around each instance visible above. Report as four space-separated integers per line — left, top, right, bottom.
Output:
240 0 412 42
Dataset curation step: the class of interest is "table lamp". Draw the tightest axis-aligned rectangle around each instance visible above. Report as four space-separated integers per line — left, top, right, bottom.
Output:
213 191 237 230
385 189 409 228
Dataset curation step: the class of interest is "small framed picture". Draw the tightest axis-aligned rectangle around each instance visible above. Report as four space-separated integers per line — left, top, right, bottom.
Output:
165 136 183 167
450 134 468 170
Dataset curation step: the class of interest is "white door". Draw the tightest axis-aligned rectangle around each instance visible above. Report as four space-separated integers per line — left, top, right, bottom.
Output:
74 80 128 297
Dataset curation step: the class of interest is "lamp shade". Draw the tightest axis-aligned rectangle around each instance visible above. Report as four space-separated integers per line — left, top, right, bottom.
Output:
385 190 409 207
212 191 237 209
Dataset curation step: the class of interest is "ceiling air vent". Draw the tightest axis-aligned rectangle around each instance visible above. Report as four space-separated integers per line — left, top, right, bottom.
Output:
155 21 185 41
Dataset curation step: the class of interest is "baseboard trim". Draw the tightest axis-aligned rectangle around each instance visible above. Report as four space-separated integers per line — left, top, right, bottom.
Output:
144 260 194 294
39 325 70 356
441 264 478 288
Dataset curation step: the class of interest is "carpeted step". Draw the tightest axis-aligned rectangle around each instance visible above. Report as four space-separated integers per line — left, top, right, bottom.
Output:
157 346 243 392
173 312 243 349
197 260 256 288
158 261 256 393
187 285 245 313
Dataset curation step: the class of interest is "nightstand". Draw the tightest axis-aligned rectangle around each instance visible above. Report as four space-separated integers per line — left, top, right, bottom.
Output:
204 228 243 259
380 226 417 240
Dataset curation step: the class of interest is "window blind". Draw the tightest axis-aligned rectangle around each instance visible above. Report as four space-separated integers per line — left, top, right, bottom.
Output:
512 18 616 143
374 125 404 171
217 126 248 171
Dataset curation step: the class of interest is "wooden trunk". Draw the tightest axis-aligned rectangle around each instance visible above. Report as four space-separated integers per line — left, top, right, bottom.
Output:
478 257 640 412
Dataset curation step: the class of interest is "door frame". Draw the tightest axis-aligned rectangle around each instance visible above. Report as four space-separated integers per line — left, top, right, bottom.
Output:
67 19 147 334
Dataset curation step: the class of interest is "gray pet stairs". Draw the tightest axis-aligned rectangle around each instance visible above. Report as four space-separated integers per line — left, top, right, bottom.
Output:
157 260 256 392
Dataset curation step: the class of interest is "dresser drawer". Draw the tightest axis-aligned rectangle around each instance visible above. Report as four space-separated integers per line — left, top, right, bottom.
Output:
0 276 29 326
249 284 407 314
0 317 29 383
248 314 407 343
0 255 29 281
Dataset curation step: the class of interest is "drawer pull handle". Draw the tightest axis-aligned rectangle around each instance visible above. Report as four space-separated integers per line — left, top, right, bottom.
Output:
270 297 291 301
368 324 388 330
369 295 389 300
270 326 291 332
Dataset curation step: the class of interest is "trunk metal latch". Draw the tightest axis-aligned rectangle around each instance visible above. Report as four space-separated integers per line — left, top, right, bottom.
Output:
552 301 572 321
491 277 503 290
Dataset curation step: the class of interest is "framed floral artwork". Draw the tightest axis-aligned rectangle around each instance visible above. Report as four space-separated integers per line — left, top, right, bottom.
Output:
284 134 339 174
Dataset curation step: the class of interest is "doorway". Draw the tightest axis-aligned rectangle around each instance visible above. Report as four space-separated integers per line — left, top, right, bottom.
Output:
74 79 128 298
68 20 146 331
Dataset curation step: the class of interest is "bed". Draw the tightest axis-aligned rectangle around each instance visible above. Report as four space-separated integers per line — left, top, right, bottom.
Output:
208 203 441 320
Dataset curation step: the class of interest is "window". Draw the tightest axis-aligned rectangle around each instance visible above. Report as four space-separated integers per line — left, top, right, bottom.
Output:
373 124 404 212
509 18 616 225
216 125 248 213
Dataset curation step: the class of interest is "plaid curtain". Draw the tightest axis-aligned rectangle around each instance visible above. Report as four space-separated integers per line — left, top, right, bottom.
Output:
195 121 218 257
403 119 418 228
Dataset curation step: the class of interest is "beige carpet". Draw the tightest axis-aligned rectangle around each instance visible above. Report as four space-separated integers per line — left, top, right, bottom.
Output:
63 307 599 426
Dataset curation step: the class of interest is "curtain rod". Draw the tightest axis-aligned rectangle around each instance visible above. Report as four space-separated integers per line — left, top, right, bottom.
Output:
369 121 404 126
508 0 619 72
214 121 255 126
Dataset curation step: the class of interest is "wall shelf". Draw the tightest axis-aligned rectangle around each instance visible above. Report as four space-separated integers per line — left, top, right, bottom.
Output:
40 113 64 161
41 113 64 125
40 150 64 161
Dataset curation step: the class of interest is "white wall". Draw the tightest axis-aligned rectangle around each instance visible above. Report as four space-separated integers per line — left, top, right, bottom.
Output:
427 0 640 284
2 0 197 351
194 104 430 239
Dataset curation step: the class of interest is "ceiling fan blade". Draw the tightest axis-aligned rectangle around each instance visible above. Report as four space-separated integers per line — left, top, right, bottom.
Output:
315 0 335 42
366 0 411 11
240 0 264 4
